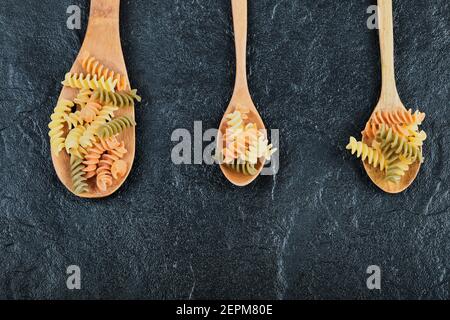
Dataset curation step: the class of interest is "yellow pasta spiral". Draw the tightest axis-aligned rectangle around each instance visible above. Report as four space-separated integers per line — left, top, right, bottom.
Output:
48 99 73 155
74 89 93 108
65 125 87 158
63 111 84 130
79 105 118 148
385 155 413 183
62 72 118 92
346 137 387 171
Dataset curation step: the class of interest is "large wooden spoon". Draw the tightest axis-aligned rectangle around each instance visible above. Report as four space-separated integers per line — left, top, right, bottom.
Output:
218 0 267 186
363 0 420 193
51 0 135 198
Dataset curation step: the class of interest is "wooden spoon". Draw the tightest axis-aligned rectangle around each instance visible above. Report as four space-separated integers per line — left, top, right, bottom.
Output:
363 0 420 193
51 0 135 198
218 0 267 186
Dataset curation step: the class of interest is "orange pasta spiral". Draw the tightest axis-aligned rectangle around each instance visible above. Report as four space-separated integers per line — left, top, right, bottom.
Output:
82 137 120 179
82 54 129 91
363 122 412 140
80 102 102 123
362 109 425 140
96 141 127 192
371 109 425 126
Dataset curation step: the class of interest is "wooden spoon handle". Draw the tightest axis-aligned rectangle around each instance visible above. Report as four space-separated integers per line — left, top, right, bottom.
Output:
80 0 124 70
231 0 249 93
89 0 120 21
377 0 401 106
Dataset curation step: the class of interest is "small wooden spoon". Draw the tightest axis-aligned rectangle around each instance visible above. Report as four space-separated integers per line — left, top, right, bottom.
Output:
363 0 420 193
218 0 267 186
51 0 135 198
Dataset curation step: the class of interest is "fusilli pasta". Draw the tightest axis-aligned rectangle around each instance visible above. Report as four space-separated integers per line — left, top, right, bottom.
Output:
96 141 127 191
346 137 387 171
70 155 88 194
48 99 73 154
79 105 118 148
91 89 141 108
82 54 129 91
376 124 423 163
227 161 258 176
97 115 136 138
62 72 118 92
82 137 120 179
65 125 87 158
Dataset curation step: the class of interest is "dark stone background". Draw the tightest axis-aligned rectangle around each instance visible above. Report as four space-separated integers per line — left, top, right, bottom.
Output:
0 0 449 300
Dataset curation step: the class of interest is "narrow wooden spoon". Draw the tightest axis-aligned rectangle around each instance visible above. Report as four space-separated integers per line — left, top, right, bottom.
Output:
51 0 135 198
363 0 420 193
218 0 267 186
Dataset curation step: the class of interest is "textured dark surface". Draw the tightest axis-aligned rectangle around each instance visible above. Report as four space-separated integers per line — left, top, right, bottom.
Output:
0 0 449 300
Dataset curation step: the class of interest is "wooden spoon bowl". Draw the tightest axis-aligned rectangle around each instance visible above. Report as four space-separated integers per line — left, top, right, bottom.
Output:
218 0 267 187
51 0 135 198
362 0 420 193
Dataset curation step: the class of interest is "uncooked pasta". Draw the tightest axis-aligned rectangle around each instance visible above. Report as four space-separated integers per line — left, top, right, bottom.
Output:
48 56 141 195
346 109 426 185
219 104 276 176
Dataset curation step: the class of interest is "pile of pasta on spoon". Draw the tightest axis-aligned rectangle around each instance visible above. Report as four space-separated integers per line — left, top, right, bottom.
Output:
48 54 141 194
346 109 427 183
220 104 276 175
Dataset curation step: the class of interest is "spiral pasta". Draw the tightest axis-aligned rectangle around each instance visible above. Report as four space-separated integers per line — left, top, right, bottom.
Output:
82 54 129 91
91 89 141 108
74 89 93 108
65 125 87 158
82 137 120 179
96 142 127 192
79 102 102 123
371 109 425 126
363 122 413 140
79 105 119 148
48 99 73 154
346 137 387 171
62 73 118 92
385 155 413 183
70 155 88 195
376 124 423 163
50 56 140 195
220 104 277 175
227 161 258 176
97 115 136 139
63 111 84 130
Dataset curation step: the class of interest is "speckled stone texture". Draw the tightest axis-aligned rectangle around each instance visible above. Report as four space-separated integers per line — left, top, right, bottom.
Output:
0 0 449 300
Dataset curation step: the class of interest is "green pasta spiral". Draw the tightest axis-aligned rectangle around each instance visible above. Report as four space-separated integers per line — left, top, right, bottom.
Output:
377 124 423 163
385 155 412 183
227 161 258 176
92 89 142 108
70 155 88 194
97 115 136 138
